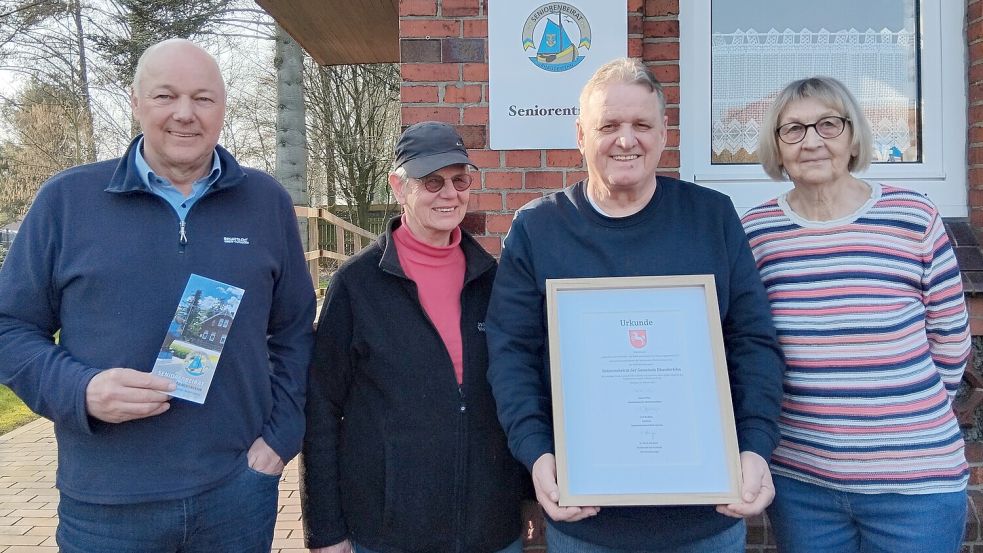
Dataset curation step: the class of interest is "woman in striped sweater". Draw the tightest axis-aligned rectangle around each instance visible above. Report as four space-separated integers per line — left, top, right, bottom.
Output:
741 76 971 553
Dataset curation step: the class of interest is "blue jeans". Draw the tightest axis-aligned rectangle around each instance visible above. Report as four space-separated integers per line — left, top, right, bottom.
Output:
545 521 746 553
768 474 967 553
354 537 523 553
56 466 280 553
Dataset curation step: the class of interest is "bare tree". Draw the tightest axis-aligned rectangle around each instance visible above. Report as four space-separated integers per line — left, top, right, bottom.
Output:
0 0 96 161
305 62 400 229
0 79 90 225
0 0 401 241
222 66 277 174
93 0 232 86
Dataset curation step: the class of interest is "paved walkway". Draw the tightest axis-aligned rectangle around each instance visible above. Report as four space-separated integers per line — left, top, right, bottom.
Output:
0 418 307 552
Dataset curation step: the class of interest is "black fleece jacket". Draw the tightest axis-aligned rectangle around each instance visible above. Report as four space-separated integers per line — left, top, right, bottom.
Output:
300 217 528 553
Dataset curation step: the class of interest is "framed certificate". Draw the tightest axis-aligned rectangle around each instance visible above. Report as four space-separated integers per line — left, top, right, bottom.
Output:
546 275 741 506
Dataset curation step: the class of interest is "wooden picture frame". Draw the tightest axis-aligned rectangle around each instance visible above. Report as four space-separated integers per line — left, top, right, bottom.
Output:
546 275 742 506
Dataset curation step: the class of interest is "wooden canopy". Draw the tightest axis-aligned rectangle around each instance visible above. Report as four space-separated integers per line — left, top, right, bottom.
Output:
255 0 399 65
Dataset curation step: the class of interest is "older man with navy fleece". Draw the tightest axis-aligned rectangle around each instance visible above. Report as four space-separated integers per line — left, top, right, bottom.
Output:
0 39 314 553
486 57 785 552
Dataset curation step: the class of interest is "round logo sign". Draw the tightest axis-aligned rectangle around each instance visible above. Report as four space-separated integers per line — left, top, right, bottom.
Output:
184 352 212 377
522 3 592 72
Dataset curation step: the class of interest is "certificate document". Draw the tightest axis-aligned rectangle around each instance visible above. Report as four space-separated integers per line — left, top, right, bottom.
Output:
151 274 245 404
546 275 741 506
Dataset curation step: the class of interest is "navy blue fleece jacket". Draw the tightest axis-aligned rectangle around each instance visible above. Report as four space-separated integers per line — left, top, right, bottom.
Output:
486 178 784 549
0 136 315 504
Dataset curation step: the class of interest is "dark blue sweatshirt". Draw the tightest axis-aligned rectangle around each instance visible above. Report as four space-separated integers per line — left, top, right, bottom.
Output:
486 178 784 549
0 136 315 504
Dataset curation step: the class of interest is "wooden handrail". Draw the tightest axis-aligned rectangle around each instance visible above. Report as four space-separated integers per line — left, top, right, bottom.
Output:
294 206 376 241
294 205 379 296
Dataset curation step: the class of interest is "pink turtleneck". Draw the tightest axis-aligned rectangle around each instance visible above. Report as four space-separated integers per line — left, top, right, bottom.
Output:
393 217 466 385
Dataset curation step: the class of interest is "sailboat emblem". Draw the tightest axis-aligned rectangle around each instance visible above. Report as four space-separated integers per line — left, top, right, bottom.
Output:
521 3 592 73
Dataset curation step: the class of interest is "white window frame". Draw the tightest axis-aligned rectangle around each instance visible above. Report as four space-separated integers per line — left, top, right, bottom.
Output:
679 1 968 216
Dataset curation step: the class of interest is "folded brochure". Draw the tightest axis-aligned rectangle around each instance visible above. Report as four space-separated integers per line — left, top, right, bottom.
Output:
151 273 244 404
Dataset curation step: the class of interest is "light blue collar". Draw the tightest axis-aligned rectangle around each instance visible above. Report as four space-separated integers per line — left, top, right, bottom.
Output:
134 137 222 220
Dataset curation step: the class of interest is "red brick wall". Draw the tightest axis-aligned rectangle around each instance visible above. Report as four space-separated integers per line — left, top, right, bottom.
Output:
969 0 983 336
971 296 983 337
962 15 983 534
965 8 983 538
970 0 983 220
399 0 679 254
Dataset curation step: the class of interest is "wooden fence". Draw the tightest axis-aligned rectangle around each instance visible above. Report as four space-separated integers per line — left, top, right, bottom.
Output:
295 206 378 296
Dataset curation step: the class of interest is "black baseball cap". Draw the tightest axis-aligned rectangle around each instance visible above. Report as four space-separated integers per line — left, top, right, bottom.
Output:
393 122 474 178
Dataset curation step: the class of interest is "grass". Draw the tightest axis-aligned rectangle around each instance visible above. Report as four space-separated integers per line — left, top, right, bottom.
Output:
0 385 39 435
169 342 191 359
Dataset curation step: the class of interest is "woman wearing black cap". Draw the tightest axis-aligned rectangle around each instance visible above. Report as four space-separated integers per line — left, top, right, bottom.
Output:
300 121 529 553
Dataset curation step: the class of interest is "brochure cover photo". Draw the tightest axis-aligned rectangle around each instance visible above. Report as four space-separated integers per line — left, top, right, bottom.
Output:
151 273 245 404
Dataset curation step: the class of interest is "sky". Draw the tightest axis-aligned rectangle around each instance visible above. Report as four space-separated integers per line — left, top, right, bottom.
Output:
0 1 276 151
181 274 244 315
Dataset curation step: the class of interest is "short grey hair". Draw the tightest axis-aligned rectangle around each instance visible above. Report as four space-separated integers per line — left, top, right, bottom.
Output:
393 166 410 185
578 57 665 120
758 76 874 181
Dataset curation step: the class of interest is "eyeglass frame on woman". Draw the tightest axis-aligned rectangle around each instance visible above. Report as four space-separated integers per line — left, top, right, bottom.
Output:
775 116 851 145
416 173 473 193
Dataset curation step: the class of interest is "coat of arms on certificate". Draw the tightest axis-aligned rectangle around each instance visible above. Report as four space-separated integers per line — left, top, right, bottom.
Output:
151 274 245 404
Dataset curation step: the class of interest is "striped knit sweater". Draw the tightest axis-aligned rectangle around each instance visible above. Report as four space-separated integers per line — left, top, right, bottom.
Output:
741 182 970 494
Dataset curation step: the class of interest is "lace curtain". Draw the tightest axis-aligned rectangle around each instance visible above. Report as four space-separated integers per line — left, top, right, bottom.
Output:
711 28 917 163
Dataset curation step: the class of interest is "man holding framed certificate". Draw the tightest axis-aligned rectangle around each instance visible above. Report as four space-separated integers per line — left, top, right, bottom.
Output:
486 58 786 552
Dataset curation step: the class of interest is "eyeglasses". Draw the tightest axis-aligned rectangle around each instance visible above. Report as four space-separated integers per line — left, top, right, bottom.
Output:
417 173 473 193
776 116 850 144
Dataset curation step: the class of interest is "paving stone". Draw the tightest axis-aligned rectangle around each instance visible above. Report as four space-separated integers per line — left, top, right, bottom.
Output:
10 520 54 528
0 536 44 546
1 419 314 553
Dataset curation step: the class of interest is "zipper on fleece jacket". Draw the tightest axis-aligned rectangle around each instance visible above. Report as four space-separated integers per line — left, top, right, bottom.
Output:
390 258 487 551
454 384 468 553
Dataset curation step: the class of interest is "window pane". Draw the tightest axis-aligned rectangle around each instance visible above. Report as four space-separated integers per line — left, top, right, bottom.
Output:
710 0 920 164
